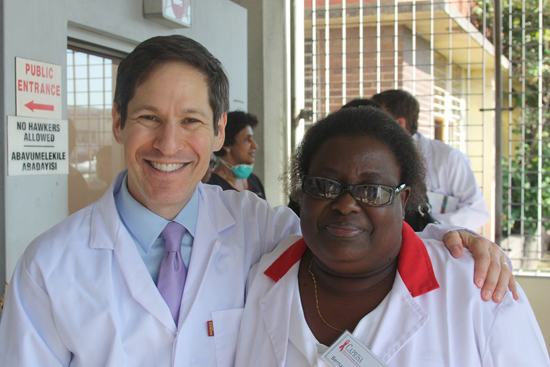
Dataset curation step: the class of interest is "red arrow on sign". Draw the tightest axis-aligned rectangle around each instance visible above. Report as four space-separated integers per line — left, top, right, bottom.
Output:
25 100 54 112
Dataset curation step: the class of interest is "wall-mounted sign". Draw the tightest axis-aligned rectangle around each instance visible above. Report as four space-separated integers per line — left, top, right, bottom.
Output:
16 57 62 120
7 116 68 176
143 0 192 28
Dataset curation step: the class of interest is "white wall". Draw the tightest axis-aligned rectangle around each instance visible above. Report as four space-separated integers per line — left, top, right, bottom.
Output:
232 0 291 207
0 0 248 283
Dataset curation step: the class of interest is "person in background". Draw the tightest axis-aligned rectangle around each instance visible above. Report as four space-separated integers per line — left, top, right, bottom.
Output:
341 98 438 232
201 153 219 183
235 107 547 367
341 98 381 110
0 36 517 367
372 89 490 230
208 110 266 199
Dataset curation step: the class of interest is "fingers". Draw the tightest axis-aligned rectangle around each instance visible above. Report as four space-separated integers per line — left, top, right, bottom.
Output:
492 259 510 302
492 259 519 301
442 231 464 258
479 250 505 301
462 233 492 289
478 251 519 303
508 273 520 300
445 230 519 302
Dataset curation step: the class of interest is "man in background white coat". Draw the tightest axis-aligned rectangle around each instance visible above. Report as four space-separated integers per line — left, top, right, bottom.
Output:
372 89 490 230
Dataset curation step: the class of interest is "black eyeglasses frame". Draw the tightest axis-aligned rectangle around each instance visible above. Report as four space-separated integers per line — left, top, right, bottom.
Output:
302 175 406 207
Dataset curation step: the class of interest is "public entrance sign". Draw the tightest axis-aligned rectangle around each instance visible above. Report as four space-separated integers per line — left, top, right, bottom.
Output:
16 57 62 120
7 116 69 176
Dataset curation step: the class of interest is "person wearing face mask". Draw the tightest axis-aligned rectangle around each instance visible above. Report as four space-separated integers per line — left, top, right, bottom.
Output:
208 110 266 199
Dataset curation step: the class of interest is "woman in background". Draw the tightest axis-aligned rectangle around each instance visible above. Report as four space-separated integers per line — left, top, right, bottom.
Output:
208 110 266 199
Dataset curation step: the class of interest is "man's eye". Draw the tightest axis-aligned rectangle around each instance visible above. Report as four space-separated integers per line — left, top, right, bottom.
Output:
139 115 158 122
135 115 159 127
184 117 200 124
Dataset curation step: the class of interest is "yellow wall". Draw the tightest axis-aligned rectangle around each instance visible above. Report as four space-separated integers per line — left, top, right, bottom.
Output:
468 69 496 240
517 276 550 356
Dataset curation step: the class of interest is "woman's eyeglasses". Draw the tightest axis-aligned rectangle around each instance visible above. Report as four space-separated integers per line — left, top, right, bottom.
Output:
302 176 406 207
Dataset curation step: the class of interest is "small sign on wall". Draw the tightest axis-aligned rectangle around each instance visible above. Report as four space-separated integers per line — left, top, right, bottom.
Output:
143 0 192 28
16 57 62 120
7 116 69 176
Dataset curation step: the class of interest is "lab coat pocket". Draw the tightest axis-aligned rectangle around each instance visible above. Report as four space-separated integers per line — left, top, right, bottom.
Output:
211 307 244 367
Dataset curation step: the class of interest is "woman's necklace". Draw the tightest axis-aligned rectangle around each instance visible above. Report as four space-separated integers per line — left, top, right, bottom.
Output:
308 258 344 333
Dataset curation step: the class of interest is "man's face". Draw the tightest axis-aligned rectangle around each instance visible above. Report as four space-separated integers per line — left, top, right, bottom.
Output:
113 61 226 219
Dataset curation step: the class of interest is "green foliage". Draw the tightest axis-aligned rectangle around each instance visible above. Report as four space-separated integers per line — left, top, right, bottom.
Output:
503 110 550 234
472 0 550 93
472 0 550 236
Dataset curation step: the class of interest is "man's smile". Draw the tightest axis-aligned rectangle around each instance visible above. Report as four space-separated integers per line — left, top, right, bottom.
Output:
149 161 186 172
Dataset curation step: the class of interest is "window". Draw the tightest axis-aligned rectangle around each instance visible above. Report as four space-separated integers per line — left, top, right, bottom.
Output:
67 48 125 214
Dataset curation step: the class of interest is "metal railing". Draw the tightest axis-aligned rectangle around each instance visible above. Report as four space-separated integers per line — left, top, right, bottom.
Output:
297 0 550 273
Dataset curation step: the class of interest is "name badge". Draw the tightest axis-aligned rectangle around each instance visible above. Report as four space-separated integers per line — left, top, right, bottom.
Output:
320 330 388 367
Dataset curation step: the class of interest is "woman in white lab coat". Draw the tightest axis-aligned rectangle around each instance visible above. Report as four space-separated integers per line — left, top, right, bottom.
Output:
235 107 549 367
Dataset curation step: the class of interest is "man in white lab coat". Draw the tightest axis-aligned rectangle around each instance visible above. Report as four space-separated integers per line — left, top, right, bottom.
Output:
0 36 514 367
372 89 490 231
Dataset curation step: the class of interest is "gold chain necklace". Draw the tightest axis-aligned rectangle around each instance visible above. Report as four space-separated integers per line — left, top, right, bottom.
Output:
308 258 344 333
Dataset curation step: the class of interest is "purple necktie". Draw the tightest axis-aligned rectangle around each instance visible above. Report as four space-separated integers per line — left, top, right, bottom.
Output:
157 222 187 325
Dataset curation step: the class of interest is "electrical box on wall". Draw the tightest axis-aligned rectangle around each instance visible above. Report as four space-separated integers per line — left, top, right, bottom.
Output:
143 0 192 28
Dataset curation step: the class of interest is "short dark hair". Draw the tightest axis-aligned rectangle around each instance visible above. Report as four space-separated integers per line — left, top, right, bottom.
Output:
286 106 426 214
341 98 381 110
371 89 419 135
113 35 229 134
215 110 259 157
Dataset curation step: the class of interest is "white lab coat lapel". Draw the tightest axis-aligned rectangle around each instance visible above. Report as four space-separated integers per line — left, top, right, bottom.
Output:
257 269 429 366
260 263 298 367
89 172 177 333
178 183 236 327
114 228 177 332
368 272 429 364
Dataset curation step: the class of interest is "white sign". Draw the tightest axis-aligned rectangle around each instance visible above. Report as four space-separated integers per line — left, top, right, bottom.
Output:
7 116 69 176
16 57 62 119
143 0 192 28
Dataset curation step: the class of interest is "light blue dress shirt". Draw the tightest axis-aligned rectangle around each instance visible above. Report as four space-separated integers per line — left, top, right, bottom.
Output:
114 174 198 284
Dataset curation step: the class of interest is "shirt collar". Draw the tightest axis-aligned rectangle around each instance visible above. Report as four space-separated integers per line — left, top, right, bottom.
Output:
398 222 440 296
264 222 439 297
114 173 199 252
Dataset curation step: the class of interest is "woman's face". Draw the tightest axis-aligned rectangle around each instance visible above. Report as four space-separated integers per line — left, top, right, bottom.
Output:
224 125 257 165
300 135 410 276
